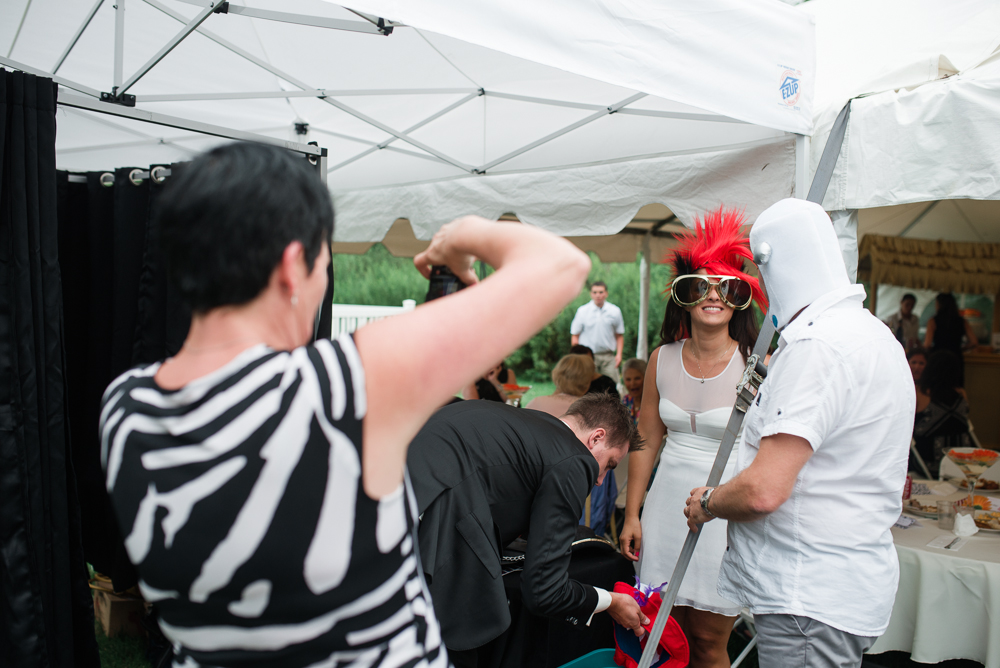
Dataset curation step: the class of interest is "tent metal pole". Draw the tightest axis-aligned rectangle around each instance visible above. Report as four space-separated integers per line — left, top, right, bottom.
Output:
114 0 125 91
898 201 938 237
53 0 104 74
143 0 472 171
59 136 199 156
327 90 482 174
794 133 810 198
5 0 32 58
322 97 476 172
119 1 218 95
224 6 388 35
617 107 746 124
137 88 478 102
171 0 394 35
58 92 324 157
637 232 651 361
477 92 646 173
142 0 315 90
485 91 746 124
0 56 101 97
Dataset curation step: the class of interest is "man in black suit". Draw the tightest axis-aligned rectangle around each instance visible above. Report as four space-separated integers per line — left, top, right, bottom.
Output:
407 393 647 666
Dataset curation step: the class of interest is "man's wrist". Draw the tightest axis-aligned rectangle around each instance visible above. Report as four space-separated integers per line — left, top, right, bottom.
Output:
701 487 716 518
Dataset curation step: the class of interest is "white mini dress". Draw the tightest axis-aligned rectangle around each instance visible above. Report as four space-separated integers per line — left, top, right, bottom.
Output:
636 340 743 616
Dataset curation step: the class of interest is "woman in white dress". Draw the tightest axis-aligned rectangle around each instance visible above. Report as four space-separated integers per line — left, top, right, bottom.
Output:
619 208 765 667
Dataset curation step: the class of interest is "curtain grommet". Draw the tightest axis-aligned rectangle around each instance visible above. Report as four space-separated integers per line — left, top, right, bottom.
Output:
150 166 170 184
128 169 145 186
100 173 115 188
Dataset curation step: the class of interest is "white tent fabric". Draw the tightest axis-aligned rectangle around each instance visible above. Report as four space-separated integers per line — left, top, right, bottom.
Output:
802 0 1000 213
339 0 816 134
335 138 794 241
0 0 814 242
822 57 1000 212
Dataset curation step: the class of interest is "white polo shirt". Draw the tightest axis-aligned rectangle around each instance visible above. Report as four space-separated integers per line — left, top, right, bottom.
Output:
717 285 915 637
570 301 625 355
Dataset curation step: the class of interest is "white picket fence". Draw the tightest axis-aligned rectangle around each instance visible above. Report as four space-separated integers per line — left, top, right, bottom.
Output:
331 300 417 336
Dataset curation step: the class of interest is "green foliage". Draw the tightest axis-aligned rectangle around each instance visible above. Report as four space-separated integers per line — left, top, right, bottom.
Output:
331 244 429 307
331 246 676 376
95 616 150 668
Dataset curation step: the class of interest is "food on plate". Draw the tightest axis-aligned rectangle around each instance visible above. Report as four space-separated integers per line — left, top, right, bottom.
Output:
974 511 1000 530
905 498 937 514
956 477 1000 491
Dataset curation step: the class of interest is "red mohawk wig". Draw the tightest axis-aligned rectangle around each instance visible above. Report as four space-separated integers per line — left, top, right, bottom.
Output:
667 206 767 309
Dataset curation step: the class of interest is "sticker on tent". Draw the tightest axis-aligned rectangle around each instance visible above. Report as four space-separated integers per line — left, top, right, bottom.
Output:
778 66 802 110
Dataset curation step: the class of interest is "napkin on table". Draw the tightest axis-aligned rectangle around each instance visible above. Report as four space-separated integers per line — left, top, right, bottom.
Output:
954 513 979 537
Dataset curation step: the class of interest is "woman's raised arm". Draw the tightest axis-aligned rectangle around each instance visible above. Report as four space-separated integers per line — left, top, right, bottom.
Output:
354 216 590 497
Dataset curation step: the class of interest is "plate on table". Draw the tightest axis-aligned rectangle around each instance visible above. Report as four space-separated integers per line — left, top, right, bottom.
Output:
904 496 939 519
951 477 1000 495
974 510 1000 533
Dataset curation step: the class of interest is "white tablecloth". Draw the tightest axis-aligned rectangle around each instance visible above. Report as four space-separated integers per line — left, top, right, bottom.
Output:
869 506 1000 667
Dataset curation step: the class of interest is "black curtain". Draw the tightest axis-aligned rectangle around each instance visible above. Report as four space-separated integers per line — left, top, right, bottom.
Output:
0 70 100 667
58 164 190 593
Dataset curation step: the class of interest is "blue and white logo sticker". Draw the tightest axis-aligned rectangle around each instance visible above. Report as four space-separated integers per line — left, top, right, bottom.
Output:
777 65 802 111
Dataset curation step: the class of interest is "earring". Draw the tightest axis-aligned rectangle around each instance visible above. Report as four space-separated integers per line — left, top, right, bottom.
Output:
291 294 299 307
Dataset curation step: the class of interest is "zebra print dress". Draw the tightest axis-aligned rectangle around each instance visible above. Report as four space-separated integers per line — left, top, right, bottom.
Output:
100 335 447 668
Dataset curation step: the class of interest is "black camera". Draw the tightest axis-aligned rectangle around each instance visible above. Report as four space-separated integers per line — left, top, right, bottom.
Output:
425 265 468 302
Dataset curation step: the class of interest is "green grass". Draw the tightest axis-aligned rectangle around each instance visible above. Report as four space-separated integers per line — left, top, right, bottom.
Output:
520 381 555 405
95 617 149 668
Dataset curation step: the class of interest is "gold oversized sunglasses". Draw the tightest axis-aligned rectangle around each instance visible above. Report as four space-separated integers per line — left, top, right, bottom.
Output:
669 274 753 310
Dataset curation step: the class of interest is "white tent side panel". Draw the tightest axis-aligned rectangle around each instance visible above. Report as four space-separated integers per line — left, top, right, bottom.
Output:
332 137 795 242
822 59 1000 211
340 0 815 134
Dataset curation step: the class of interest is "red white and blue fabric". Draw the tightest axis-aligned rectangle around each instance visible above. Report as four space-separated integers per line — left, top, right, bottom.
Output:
612 579 689 668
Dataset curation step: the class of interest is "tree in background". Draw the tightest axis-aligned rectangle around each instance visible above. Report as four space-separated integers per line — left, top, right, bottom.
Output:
331 244 674 382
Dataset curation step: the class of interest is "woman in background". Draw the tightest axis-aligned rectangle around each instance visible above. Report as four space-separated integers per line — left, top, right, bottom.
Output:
99 142 590 668
924 293 977 386
908 348 927 386
525 354 593 417
619 208 766 668
912 350 972 478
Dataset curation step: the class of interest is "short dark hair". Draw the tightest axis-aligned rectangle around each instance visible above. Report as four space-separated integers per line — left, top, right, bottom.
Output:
564 392 644 453
901 293 917 304
569 344 594 358
590 281 608 290
156 142 334 314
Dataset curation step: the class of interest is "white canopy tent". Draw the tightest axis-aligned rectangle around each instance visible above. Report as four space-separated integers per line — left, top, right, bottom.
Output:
1 0 817 358
0 0 815 236
802 0 1000 248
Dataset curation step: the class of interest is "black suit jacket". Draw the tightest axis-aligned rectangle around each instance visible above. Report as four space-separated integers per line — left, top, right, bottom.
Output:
407 401 600 651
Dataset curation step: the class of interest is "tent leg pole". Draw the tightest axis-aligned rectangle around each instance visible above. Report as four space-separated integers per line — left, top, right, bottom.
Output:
114 0 125 92
870 283 878 316
637 232 651 361
795 133 810 199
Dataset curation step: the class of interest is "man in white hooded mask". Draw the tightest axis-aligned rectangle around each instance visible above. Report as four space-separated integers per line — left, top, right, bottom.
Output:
683 199 914 667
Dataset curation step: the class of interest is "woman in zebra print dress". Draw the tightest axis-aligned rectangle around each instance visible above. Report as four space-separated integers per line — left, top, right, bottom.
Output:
99 142 590 668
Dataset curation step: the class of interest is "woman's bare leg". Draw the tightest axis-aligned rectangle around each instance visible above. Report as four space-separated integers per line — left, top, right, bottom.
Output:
671 606 737 668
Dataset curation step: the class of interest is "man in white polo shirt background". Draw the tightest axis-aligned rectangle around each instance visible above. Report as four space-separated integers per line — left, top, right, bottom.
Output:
683 199 914 668
570 281 625 382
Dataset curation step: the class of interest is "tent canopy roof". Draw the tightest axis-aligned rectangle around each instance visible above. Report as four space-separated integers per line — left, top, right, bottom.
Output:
2 0 814 241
